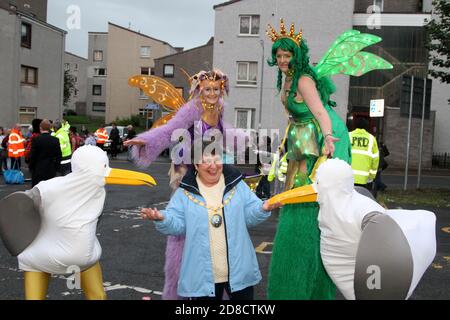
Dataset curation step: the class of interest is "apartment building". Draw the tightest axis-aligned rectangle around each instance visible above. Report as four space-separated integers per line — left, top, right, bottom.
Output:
85 23 178 122
213 0 448 168
0 6 65 128
86 32 108 118
105 23 178 123
64 52 88 115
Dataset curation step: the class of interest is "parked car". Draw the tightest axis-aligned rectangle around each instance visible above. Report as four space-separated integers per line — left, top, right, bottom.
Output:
103 126 128 153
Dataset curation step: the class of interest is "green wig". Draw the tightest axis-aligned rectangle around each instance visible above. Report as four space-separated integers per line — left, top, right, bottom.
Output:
267 38 336 107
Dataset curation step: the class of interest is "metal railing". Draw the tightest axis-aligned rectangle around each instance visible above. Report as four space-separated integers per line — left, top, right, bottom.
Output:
432 152 450 169
349 64 427 107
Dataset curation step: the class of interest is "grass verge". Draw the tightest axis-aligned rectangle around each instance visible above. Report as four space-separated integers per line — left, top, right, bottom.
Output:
378 189 450 208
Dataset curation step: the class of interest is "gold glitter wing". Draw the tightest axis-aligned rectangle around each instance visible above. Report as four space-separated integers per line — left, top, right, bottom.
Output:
128 75 186 112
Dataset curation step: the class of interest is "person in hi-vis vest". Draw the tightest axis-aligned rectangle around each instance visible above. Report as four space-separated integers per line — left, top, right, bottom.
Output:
8 124 25 170
349 118 379 196
53 121 72 176
95 125 108 151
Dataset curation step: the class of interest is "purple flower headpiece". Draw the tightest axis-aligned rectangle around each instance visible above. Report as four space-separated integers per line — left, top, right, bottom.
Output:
189 69 230 98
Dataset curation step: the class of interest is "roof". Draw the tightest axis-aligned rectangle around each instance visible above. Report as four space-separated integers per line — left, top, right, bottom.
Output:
213 0 243 9
108 22 175 49
65 51 88 61
154 37 214 61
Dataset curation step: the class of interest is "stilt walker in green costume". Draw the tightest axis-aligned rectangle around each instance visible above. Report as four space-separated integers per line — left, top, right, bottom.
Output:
265 19 393 299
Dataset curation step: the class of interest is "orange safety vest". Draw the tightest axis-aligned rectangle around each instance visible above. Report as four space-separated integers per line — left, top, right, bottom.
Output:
8 129 25 158
95 128 108 144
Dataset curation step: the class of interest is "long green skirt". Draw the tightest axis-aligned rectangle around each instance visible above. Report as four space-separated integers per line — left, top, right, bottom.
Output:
267 106 351 299
267 202 335 299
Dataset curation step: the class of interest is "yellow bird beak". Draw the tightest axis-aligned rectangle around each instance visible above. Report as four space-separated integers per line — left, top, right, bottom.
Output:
267 184 317 205
105 168 157 187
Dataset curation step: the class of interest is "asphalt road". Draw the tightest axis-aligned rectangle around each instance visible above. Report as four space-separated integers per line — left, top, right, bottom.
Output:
0 158 449 300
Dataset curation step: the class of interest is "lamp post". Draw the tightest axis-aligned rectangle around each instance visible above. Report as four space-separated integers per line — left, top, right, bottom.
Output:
258 39 265 129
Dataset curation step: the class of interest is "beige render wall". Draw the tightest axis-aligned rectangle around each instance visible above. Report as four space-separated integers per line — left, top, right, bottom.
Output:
106 24 175 123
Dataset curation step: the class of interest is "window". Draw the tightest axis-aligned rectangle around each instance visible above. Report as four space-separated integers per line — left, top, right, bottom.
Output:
64 63 70 71
140 46 151 58
139 89 148 99
21 22 31 48
237 62 257 85
21 65 38 85
93 50 103 61
74 89 79 97
94 68 106 76
139 108 154 119
92 85 102 96
19 107 37 125
151 67 155 75
92 102 106 112
74 76 78 83
239 15 260 35
141 67 149 75
74 63 78 71
163 64 174 77
235 109 254 129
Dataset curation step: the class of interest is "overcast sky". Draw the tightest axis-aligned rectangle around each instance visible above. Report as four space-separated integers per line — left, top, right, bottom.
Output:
47 0 225 58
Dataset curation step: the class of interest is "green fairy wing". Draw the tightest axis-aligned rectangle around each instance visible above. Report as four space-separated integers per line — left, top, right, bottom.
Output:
314 29 393 78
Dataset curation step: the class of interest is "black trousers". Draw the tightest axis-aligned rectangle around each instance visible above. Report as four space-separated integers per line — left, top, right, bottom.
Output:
110 140 119 157
194 283 254 300
10 157 21 170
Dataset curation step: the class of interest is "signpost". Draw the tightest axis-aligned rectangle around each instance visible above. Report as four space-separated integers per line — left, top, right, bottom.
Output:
369 99 384 118
404 76 414 191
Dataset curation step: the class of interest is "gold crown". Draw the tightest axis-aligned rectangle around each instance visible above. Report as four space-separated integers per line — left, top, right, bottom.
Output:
266 18 303 46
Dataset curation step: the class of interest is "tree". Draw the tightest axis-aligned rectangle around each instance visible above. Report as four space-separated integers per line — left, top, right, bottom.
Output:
64 70 76 106
425 0 450 84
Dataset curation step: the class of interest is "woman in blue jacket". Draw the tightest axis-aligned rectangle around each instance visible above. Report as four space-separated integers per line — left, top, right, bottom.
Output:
141 153 282 299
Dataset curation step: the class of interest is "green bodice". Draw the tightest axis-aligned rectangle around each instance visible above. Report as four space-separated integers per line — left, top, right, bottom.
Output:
286 98 322 162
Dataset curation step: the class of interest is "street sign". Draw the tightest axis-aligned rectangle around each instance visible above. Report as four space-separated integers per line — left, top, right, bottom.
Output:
370 99 384 117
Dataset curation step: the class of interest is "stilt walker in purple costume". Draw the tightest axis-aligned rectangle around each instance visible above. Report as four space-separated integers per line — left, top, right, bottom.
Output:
125 69 232 299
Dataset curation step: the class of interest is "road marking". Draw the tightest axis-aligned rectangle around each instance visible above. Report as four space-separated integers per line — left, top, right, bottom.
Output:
112 203 169 219
255 241 273 254
0 266 162 297
104 283 162 295
432 263 443 269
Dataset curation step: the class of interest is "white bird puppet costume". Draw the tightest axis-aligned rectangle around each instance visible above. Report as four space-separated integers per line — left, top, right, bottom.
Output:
268 159 436 300
0 145 156 299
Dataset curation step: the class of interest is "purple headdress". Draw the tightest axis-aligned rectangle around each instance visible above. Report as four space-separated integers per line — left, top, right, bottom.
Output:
188 69 230 98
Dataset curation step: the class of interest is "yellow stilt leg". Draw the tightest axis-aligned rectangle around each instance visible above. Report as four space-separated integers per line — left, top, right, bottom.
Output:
80 262 107 300
24 271 50 300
